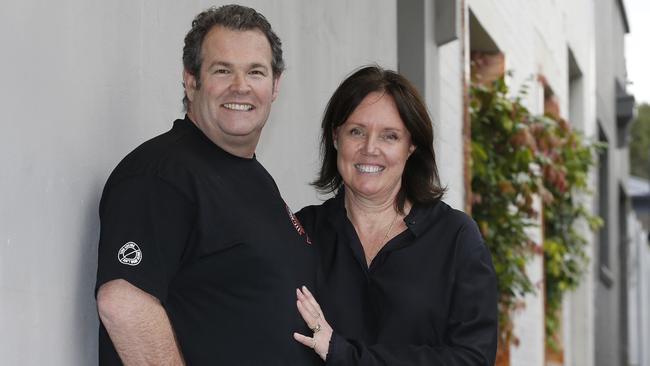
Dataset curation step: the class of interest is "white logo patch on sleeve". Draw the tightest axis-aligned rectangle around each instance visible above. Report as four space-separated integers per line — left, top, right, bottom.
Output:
118 242 142 266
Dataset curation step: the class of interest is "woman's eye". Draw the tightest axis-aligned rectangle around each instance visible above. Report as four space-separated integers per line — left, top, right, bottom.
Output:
350 128 363 136
383 133 399 141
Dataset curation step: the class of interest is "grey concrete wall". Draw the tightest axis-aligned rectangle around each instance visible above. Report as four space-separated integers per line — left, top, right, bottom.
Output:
396 0 464 209
594 0 632 365
0 1 396 363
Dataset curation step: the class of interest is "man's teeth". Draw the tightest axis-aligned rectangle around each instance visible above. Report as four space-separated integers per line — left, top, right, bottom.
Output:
355 164 384 173
223 103 253 111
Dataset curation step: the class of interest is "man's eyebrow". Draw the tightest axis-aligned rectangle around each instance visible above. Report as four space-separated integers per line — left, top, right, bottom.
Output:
205 61 269 70
249 63 269 70
206 61 232 69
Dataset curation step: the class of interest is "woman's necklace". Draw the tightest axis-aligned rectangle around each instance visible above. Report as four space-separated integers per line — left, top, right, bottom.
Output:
365 211 399 265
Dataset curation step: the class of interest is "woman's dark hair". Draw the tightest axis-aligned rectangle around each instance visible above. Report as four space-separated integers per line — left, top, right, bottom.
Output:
182 4 284 111
313 65 445 212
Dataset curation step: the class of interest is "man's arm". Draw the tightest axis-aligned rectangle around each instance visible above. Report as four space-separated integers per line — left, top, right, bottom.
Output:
97 279 185 366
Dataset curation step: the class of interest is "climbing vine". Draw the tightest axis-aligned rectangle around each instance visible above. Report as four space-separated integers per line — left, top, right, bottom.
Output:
470 75 542 344
469 74 602 347
534 112 603 350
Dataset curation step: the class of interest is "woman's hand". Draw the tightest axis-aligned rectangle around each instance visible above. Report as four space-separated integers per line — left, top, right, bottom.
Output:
293 286 333 361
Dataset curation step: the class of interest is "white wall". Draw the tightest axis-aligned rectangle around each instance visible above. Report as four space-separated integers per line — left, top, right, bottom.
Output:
509 199 545 366
435 38 465 210
560 1 599 364
0 1 396 363
628 215 650 366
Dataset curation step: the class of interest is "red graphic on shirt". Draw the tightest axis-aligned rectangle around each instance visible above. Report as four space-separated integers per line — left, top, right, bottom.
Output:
285 204 312 244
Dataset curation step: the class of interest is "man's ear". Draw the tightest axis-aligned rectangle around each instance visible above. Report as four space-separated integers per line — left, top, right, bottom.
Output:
271 73 282 102
183 69 197 102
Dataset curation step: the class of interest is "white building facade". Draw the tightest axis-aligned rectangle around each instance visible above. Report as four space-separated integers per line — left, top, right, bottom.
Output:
0 0 645 365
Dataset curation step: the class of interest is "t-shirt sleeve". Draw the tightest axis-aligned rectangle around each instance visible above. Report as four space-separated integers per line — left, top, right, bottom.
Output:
95 175 195 302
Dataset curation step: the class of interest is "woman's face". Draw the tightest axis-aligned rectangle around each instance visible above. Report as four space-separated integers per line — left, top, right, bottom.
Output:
335 92 415 201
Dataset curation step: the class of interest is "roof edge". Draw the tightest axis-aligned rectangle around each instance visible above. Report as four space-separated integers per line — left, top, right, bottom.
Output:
617 0 631 33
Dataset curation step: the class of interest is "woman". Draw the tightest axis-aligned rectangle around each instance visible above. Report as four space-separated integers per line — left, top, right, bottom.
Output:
292 66 498 365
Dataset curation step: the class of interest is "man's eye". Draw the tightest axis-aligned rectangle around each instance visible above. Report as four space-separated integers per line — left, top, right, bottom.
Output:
250 70 265 76
214 69 230 74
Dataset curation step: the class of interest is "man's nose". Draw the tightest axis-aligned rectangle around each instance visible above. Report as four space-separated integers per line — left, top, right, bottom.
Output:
230 73 251 93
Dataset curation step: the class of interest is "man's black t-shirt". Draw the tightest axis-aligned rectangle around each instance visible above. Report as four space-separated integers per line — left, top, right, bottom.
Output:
96 117 318 365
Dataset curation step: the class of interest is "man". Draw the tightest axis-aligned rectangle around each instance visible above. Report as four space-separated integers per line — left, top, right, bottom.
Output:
96 5 318 365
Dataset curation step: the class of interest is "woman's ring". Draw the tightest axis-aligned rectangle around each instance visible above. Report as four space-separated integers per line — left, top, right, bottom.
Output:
311 323 322 333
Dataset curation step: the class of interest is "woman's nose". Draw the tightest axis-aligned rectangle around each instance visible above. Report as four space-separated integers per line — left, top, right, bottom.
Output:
361 135 379 155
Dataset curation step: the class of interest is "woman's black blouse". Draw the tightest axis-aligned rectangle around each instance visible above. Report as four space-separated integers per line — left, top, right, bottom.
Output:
297 192 498 366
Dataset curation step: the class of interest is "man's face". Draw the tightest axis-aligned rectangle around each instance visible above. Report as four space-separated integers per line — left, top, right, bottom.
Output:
184 26 280 157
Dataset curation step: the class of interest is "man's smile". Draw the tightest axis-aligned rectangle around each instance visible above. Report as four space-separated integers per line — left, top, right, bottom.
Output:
222 103 254 111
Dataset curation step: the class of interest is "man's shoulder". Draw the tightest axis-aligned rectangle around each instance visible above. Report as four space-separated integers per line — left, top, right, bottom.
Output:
101 119 206 196
112 120 200 176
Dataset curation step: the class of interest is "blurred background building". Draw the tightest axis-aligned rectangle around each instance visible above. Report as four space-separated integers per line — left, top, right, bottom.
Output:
0 0 648 365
